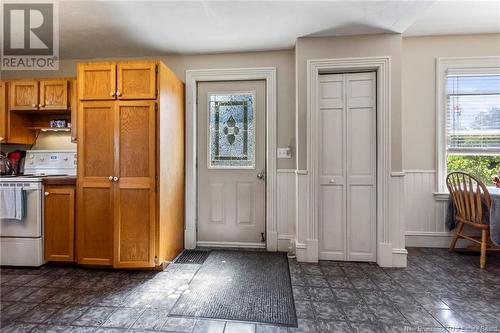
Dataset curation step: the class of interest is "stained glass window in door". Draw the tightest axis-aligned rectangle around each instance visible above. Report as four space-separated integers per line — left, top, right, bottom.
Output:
208 92 255 168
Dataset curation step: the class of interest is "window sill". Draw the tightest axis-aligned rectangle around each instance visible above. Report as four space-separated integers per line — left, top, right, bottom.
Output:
434 192 450 201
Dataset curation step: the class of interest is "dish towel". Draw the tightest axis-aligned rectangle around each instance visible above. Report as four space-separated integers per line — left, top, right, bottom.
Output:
0 187 26 220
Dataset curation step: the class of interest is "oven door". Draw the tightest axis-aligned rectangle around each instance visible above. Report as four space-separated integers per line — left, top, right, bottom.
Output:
0 182 43 238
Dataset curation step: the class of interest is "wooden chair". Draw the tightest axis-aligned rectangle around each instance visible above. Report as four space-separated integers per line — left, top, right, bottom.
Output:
446 172 498 268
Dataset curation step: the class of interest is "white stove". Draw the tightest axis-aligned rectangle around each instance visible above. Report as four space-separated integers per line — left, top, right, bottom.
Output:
0 150 76 266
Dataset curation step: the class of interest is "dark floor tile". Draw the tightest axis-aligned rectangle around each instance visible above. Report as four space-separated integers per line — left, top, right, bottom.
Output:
193 319 226 333
341 304 375 323
0 302 38 322
307 287 335 302
398 306 443 328
0 323 38 333
311 301 345 321
47 305 89 324
17 304 63 324
161 317 197 332
367 305 409 325
349 278 377 290
348 322 384 333
131 308 169 331
304 275 328 288
73 306 117 327
332 289 361 304
430 309 475 331
317 320 352 333
101 307 143 329
294 301 314 319
223 322 256 333
325 277 352 289
288 319 319 333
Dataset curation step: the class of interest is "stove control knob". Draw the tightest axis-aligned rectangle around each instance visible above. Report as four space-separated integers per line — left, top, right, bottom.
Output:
29 154 34 159
63 157 68 161
39 157 45 161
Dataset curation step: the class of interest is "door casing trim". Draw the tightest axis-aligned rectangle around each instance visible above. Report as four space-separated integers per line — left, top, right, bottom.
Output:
185 67 277 251
306 56 394 266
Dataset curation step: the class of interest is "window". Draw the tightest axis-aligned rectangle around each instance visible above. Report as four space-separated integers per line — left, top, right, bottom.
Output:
446 74 500 185
436 57 500 193
208 92 255 169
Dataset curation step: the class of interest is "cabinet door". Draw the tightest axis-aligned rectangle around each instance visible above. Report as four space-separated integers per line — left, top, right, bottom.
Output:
117 62 157 100
0 82 6 142
78 63 116 100
39 79 68 110
44 186 75 262
9 80 38 110
70 79 77 142
114 101 156 268
77 101 115 265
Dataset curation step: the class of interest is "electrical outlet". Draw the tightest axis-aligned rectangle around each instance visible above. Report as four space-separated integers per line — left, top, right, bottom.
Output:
277 147 292 159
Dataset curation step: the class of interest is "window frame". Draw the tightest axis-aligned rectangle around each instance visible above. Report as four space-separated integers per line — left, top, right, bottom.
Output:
435 56 500 197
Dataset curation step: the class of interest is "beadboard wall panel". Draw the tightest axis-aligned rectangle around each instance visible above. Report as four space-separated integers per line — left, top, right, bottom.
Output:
277 169 296 251
404 170 469 248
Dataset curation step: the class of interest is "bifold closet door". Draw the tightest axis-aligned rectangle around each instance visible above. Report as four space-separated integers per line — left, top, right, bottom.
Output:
318 72 376 262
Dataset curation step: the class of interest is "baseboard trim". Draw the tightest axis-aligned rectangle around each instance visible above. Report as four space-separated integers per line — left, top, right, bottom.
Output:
405 234 468 248
196 241 266 249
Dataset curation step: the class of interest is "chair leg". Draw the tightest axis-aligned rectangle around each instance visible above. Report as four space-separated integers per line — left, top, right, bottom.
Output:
480 230 488 269
449 222 464 252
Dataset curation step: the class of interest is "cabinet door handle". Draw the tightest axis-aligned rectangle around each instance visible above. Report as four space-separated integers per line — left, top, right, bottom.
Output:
108 176 113 181
31 103 37 107
113 176 119 182
116 91 121 97
39 104 44 108
44 192 49 196
109 91 115 97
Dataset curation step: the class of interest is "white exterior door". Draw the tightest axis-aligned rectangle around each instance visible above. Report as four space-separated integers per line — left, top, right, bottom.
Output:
318 72 376 262
197 80 266 247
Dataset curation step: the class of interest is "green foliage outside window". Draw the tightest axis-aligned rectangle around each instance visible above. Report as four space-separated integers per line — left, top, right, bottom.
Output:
447 155 500 186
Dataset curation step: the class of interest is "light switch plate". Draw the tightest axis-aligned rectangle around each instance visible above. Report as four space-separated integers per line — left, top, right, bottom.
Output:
277 147 292 159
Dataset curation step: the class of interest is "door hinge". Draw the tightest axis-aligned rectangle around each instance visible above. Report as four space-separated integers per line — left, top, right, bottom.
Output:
155 64 158 73
154 256 159 266
261 232 266 242
155 103 158 112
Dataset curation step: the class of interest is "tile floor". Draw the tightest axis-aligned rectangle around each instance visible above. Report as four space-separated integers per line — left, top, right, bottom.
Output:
1 248 500 333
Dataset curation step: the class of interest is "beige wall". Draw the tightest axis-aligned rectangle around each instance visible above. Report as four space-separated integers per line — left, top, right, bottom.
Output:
295 34 403 171
402 34 500 170
1 50 296 169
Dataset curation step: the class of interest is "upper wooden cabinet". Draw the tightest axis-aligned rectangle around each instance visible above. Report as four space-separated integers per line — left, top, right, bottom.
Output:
0 82 7 142
78 62 116 100
9 79 70 111
117 62 157 99
78 61 156 101
39 79 69 110
9 80 39 110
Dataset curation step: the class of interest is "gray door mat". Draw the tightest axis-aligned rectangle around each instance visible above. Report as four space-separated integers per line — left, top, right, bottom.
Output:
174 250 211 264
169 250 297 327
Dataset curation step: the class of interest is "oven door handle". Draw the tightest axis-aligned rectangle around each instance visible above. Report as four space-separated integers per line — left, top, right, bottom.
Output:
21 187 40 191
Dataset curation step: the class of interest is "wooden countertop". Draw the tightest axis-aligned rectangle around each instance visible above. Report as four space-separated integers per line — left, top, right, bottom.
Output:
42 176 77 186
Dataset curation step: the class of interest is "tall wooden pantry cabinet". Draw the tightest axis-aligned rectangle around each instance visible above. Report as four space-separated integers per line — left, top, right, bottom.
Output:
76 60 185 268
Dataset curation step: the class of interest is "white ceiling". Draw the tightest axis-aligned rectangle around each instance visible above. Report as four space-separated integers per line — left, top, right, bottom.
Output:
58 1 500 59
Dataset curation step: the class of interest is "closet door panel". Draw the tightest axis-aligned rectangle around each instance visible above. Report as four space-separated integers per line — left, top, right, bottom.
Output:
346 72 376 262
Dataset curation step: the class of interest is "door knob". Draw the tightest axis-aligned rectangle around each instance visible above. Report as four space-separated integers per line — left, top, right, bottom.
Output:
113 176 119 182
108 176 113 181
44 192 49 196
109 91 115 97
116 91 121 97
31 103 36 107
329 179 335 184
39 104 44 108
257 171 265 180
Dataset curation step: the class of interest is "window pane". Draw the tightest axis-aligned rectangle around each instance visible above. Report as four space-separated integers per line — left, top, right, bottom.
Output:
446 74 500 153
208 93 255 169
447 154 500 186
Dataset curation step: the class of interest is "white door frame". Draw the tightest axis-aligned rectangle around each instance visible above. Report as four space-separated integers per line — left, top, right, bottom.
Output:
307 56 393 266
185 67 278 251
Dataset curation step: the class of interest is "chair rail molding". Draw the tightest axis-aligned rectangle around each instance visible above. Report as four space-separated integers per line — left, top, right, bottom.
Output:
306 56 404 267
185 67 277 251
435 56 500 194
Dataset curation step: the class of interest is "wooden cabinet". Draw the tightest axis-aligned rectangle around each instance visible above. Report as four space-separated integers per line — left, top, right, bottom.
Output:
9 80 38 110
77 101 115 266
39 79 68 110
78 62 116 100
77 60 184 268
4 78 75 145
44 185 75 262
78 61 156 101
0 82 7 142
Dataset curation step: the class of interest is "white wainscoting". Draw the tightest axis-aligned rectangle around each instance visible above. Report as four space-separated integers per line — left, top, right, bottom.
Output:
276 170 296 252
404 170 468 248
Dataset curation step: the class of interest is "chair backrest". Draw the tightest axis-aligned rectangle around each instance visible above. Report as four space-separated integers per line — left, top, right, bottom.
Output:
446 172 491 224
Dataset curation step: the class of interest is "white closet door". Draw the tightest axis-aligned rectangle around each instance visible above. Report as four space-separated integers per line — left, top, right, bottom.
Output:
346 72 376 262
318 72 376 262
318 74 346 260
